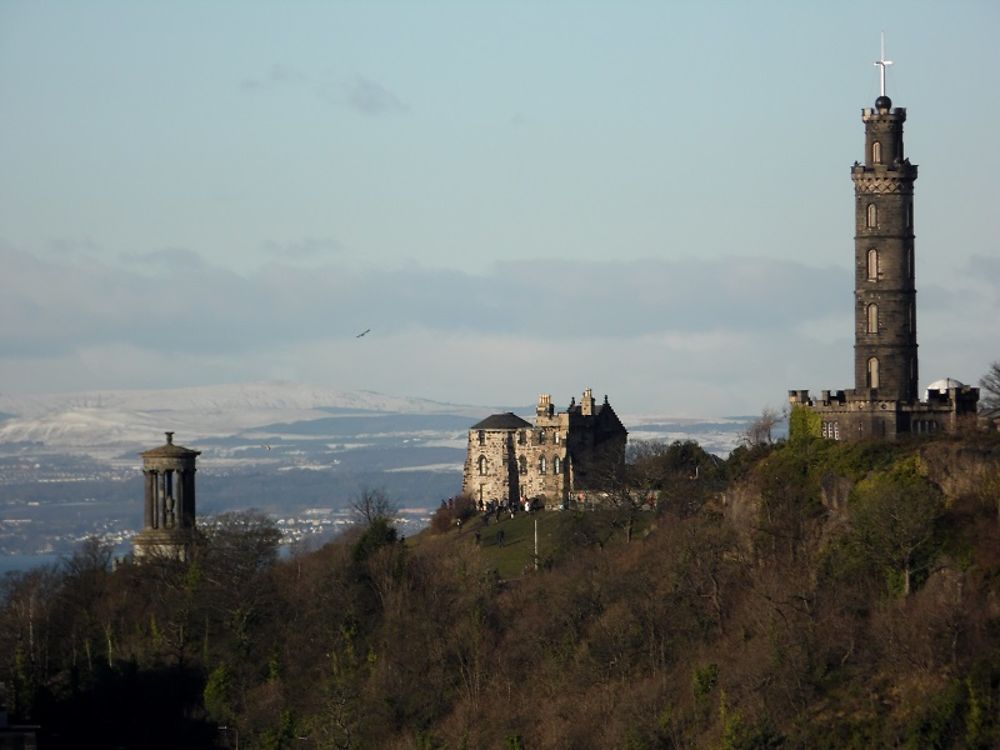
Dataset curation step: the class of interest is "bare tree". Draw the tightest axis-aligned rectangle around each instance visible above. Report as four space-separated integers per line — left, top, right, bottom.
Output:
741 407 783 447
349 487 396 527
980 360 1000 416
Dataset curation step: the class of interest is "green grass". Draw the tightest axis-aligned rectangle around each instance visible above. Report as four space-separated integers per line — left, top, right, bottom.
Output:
409 507 650 579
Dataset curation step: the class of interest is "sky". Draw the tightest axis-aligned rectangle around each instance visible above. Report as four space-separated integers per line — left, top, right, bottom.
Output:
1 1 998 416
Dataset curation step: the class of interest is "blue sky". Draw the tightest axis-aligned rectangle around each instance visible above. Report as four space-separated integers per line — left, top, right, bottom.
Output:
1 1 998 415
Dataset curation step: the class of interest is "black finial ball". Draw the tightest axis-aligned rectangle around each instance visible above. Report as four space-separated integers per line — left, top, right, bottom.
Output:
875 95 892 111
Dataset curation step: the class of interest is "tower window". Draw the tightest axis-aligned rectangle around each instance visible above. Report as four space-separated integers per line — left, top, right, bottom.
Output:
867 357 880 389
518 455 527 475
866 204 878 228
539 456 547 474
872 141 882 164
553 456 562 474
867 303 878 334
477 430 485 446
537 430 546 444
867 248 879 281
906 200 913 228
478 455 488 476
517 431 525 445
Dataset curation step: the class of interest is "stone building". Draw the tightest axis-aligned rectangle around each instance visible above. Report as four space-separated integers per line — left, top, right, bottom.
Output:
789 52 978 440
133 432 200 561
462 388 627 509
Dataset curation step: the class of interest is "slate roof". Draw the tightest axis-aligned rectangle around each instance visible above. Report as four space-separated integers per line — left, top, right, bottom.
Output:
140 432 201 458
470 412 532 430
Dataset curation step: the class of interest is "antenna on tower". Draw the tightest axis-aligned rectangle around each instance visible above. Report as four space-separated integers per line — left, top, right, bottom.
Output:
874 31 893 97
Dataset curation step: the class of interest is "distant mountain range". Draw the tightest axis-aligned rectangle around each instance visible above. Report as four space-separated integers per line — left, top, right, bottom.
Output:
0 381 487 459
0 380 755 460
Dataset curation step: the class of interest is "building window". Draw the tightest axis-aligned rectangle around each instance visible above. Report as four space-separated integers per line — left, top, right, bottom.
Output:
867 357 880 389
908 247 914 279
553 456 562 474
538 456 547 474
537 430 546 444
867 248 879 281
477 430 485 446
478 455 488 476
517 431 525 445
518 455 527 475
872 141 882 164
866 203 877 228
821 421 840 440
554 431 561 444
867 303 878 334
906 200 913 228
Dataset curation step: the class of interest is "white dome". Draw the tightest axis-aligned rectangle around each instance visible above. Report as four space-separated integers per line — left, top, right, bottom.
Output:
925 377 965 398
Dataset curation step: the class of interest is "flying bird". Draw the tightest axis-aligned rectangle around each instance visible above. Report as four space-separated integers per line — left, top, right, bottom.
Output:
356 328 371 338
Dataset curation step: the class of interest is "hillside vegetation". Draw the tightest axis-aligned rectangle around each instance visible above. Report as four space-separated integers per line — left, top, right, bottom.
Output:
3 433 1000 749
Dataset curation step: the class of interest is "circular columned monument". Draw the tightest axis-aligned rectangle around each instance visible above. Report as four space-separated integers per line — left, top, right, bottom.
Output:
133 432 201 561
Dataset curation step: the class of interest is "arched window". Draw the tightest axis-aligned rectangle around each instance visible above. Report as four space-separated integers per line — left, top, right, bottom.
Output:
867 303 878 334
553 456 562 474
872 141 882 164
867 248 879 281
867 357 880 389
538 456 547 474
868 247 878 281
478 455 488 476
866 203 877 228
518 455 527 475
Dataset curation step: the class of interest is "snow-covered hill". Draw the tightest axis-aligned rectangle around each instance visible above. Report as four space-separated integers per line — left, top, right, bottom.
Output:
0 381 487 458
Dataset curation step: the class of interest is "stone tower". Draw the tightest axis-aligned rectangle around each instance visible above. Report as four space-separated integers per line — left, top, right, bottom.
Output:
787 40 979 440
851 92 918 401
133 432 200 561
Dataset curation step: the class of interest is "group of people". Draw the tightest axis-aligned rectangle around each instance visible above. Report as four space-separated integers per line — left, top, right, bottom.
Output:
479 494 537 525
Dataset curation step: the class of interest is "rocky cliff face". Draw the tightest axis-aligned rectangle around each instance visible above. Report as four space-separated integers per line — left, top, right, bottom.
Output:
918 440 1000 501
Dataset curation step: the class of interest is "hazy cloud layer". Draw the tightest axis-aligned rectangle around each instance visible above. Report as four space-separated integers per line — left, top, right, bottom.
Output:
347 76 408 116
240 64 306 91
1 244 994 414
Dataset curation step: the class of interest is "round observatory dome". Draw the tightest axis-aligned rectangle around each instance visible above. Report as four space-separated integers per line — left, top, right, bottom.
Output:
925 378 965 399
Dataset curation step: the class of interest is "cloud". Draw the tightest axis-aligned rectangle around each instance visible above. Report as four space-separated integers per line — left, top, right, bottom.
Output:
0 245 994 415
119 246 207 268
346 76 407 116
262 237 344 260
240 63 306 91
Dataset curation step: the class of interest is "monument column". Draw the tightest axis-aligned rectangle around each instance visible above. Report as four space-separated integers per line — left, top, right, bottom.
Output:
851 37 918 402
